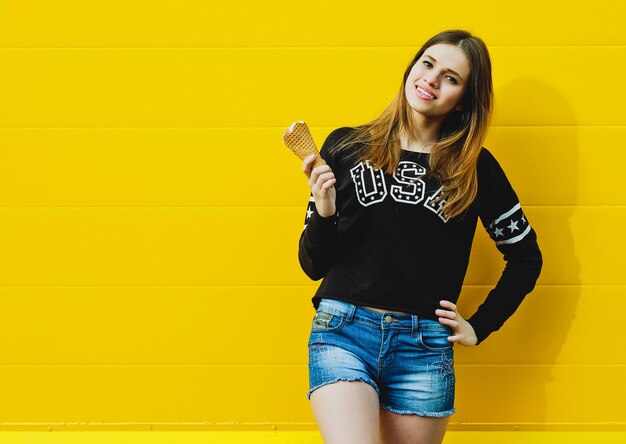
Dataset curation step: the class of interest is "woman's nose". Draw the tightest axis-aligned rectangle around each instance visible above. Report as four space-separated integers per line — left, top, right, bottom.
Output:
422 74 438 87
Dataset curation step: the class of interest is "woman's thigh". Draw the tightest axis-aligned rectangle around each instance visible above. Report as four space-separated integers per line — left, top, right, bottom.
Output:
310 380 381 444
380 408 450 444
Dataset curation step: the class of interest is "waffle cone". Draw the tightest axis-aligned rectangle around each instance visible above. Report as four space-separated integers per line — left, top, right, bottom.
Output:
282 121 325 169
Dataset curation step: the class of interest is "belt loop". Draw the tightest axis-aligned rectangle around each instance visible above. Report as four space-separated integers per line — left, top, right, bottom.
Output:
346 303 356 323
412 314 419 338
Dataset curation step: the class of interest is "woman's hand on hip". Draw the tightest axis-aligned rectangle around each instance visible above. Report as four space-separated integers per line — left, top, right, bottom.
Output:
435 300 478 347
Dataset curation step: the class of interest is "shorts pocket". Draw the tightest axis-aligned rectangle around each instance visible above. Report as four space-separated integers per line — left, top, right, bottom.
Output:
311 309 346 332
418 326 453 351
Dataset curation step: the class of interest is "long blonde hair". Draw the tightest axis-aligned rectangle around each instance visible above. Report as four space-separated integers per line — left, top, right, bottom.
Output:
328 29 494 221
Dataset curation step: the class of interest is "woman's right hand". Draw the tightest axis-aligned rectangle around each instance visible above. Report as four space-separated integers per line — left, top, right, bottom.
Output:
302 154 336 218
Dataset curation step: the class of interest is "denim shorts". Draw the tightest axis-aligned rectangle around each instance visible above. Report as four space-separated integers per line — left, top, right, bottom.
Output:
307 298 456 417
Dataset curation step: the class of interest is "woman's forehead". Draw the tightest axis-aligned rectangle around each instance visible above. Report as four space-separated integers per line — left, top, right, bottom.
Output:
421 44 470 78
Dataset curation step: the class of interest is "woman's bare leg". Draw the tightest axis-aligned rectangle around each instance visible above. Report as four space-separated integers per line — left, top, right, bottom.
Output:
379 408 450 444
310 380 381 444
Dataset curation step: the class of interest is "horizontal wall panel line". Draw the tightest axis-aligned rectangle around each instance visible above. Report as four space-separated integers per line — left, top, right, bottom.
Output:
0 364 623 367
0 284 622 288
0 205 621 208
0 425 625 432
1 125 626 129
1 45 626 49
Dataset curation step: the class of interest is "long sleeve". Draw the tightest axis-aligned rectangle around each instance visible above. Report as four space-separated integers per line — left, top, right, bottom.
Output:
297 128 346 280
466 148 543 345
298 197 339 280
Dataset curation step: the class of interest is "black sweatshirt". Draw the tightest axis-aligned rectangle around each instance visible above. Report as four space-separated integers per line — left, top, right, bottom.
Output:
298 127 543 345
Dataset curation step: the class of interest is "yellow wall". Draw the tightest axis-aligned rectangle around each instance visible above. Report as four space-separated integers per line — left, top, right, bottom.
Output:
0 0 624 432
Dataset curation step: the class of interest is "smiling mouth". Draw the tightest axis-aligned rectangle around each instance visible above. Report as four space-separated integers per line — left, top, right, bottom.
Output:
415 85 436 100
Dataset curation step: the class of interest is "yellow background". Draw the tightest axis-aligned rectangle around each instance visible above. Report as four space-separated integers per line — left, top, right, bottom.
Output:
0 0 625 436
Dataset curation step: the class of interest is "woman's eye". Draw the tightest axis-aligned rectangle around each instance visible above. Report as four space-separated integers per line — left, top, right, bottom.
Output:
422 61 457 83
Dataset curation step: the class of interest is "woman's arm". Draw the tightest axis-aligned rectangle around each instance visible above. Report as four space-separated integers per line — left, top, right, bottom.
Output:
466 148 544 345
298 202 339 280
297 127 349 280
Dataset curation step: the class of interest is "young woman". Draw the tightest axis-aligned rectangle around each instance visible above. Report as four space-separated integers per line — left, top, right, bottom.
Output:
298 29 543 444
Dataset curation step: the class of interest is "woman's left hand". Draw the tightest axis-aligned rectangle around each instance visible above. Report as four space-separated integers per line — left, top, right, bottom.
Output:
435 300 478 347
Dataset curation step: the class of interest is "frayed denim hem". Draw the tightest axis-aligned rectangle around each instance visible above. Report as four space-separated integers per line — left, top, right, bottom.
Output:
380 404 456 417
307 377 380 400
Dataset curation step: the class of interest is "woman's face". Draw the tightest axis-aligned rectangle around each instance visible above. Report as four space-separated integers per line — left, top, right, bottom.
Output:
404 43 471 123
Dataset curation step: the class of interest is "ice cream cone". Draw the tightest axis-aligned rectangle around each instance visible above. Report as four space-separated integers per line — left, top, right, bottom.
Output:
282 121 325 169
